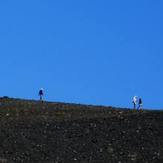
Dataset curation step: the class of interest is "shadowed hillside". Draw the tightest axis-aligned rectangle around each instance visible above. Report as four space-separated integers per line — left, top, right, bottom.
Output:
0 97 162 163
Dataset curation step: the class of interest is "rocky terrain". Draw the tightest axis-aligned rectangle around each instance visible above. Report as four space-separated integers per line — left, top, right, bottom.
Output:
0 97 162 163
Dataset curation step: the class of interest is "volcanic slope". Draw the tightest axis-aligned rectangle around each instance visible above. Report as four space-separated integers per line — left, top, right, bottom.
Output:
0 97 162 163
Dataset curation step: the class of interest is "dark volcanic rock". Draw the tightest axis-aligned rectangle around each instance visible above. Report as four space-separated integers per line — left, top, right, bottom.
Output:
0 98 162 162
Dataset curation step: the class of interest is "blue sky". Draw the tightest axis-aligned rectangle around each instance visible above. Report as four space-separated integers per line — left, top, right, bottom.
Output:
0 0 163 109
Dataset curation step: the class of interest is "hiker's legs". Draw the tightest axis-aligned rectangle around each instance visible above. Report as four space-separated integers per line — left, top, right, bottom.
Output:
140 104 142 110
133 103 136 109
138 104 142 110
40 95 43 101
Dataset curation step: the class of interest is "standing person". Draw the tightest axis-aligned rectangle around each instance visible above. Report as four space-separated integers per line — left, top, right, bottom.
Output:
132 96 137 109
39 88 44 102
138 97 143 110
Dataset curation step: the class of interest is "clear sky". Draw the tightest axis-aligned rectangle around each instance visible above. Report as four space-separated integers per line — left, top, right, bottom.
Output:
0 0 163 109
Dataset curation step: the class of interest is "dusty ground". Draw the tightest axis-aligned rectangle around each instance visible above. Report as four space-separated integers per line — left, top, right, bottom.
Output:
0 97 162 163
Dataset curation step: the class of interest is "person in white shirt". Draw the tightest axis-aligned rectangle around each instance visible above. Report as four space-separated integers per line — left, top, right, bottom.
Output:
132 96 137 109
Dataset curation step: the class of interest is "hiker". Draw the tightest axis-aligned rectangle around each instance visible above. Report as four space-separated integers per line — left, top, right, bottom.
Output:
39 88 44 102
132 96 137 109
138 97 143 110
